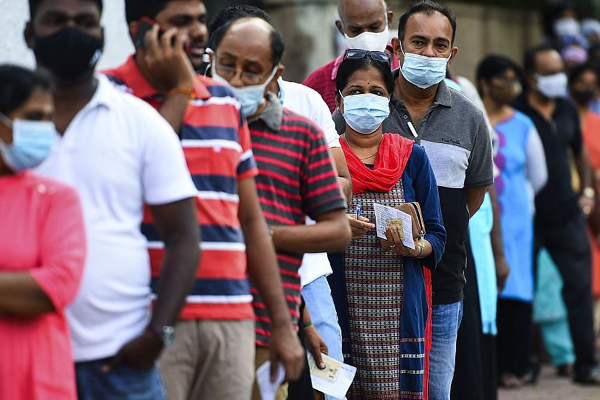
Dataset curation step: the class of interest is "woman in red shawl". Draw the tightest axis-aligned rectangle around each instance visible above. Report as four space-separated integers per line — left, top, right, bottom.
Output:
327 50 446 400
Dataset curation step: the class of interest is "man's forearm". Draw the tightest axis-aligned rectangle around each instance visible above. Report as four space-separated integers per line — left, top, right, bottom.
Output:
575 148 594 191
159 93 189 135
150 236 200 330
0 272 54 316
466 186 488 218
272 209 350 254
245 219 291 328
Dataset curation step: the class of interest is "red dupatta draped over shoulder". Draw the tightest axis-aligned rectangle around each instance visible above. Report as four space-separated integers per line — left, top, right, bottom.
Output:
341 133 414 194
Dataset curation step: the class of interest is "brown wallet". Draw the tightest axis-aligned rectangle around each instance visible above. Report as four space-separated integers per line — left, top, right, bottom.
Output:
380 202 426 251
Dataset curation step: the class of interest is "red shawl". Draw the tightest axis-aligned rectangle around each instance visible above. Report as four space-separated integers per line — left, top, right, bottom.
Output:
341 133 414 194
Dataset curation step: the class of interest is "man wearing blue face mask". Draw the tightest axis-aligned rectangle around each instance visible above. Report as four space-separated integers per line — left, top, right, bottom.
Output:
304 0 396 112
331 1 494 399
210 16 351 400
513 44 600 385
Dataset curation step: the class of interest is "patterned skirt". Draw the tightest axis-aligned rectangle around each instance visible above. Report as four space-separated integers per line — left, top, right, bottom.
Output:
345 181 409 399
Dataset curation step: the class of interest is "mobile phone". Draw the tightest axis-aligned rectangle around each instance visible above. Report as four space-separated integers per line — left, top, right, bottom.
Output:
134 17 190 53
134 17 160 51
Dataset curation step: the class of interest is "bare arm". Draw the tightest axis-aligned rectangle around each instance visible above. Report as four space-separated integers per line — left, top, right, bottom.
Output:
488 185 510 291
331 147 352 205
271 208 351 254
467 186 488 218
238 177 304 381
575 147 594 194
106 197 200 371
0 273 53 316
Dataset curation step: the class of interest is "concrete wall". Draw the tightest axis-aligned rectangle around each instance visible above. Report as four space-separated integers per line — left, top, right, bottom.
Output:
0 0 542 86
264 0 544 83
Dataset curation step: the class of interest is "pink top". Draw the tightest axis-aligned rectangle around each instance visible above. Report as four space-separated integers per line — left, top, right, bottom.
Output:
0 171 85 400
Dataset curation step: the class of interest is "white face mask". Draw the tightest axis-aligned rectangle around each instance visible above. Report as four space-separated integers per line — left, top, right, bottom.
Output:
553 18 581 37
212 65 278 118
536 72 568 99
344 21 389 52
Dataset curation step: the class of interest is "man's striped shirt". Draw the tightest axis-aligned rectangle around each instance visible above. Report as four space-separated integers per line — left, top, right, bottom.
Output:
248 94 346 346
103 57 258 320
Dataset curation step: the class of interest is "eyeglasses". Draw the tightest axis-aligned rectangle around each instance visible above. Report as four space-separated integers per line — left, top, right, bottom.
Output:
343 49 391 63
214 65 272 86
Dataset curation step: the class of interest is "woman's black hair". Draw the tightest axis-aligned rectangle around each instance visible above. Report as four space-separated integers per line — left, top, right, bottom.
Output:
0 65 52 116
476 54 522 94
335 56 394 96
568 63 599 86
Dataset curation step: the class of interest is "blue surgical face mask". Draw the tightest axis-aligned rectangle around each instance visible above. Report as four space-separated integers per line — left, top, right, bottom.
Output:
399 44 451 89
0 114 56 172
340 92 390 134
212 65 279 118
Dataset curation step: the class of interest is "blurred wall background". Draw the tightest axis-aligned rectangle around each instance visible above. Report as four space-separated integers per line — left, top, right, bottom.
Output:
1 0 598 84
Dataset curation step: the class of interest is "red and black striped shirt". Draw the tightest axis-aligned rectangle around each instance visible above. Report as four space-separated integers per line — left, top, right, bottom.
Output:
248 94 346 347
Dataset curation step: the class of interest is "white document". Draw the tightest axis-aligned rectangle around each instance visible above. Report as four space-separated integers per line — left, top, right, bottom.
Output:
373 203 415 249
308 353 357 398
256 361 286 400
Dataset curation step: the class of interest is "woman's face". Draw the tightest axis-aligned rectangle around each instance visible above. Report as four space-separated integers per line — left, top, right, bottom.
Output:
338 66 390 113
0 87 54 146
482 68 521 105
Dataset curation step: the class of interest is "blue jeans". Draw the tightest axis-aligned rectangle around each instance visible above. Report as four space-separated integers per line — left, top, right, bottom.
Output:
301 275 345 400
76 358 167 400
428 301 463 400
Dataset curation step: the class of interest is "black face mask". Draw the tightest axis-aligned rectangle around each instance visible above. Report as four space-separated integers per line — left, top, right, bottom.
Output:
33 27 103 81
571 89 597 106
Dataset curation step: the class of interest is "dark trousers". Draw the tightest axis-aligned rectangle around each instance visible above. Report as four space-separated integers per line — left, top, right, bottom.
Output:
497 299 533 378
451 239 485 400
535 212 597 374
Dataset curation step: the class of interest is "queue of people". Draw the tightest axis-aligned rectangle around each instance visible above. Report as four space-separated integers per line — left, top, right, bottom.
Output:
1 0 600 400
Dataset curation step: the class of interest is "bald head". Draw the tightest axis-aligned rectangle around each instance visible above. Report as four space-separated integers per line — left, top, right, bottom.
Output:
213 16 284 67
336 0 391 38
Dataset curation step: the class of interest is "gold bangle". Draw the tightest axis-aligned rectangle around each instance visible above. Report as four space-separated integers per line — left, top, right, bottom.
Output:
417 238 425 258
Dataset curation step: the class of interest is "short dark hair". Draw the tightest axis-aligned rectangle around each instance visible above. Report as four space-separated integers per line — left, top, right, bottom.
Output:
398 1 456 46
125 0 172 24
211 17 285 66
208 5 272 37
335 56 394 95
0 65 52 116
476 54 521 91
523 44 556 74
29 0 103 19
568 63 599 86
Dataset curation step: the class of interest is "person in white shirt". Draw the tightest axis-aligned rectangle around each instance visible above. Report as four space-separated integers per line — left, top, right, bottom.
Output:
25 0 200 399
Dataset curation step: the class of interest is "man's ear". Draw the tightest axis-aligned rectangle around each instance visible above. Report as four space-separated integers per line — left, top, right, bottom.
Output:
386 10 394 28
24 21 33 49
447 47 458 67
128 21 138 42
391 37 402 60
275 63 285 80
335 20 345 36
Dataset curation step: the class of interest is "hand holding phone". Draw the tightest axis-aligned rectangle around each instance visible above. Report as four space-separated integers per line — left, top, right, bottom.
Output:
134 17 196 94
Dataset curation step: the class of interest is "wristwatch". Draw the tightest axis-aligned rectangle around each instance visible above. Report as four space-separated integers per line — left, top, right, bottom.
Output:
583 187 595 199
148 325 175 347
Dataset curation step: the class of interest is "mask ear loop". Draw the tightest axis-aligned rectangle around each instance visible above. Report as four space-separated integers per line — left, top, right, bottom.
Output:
0 112 12 130
0 112 12 146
